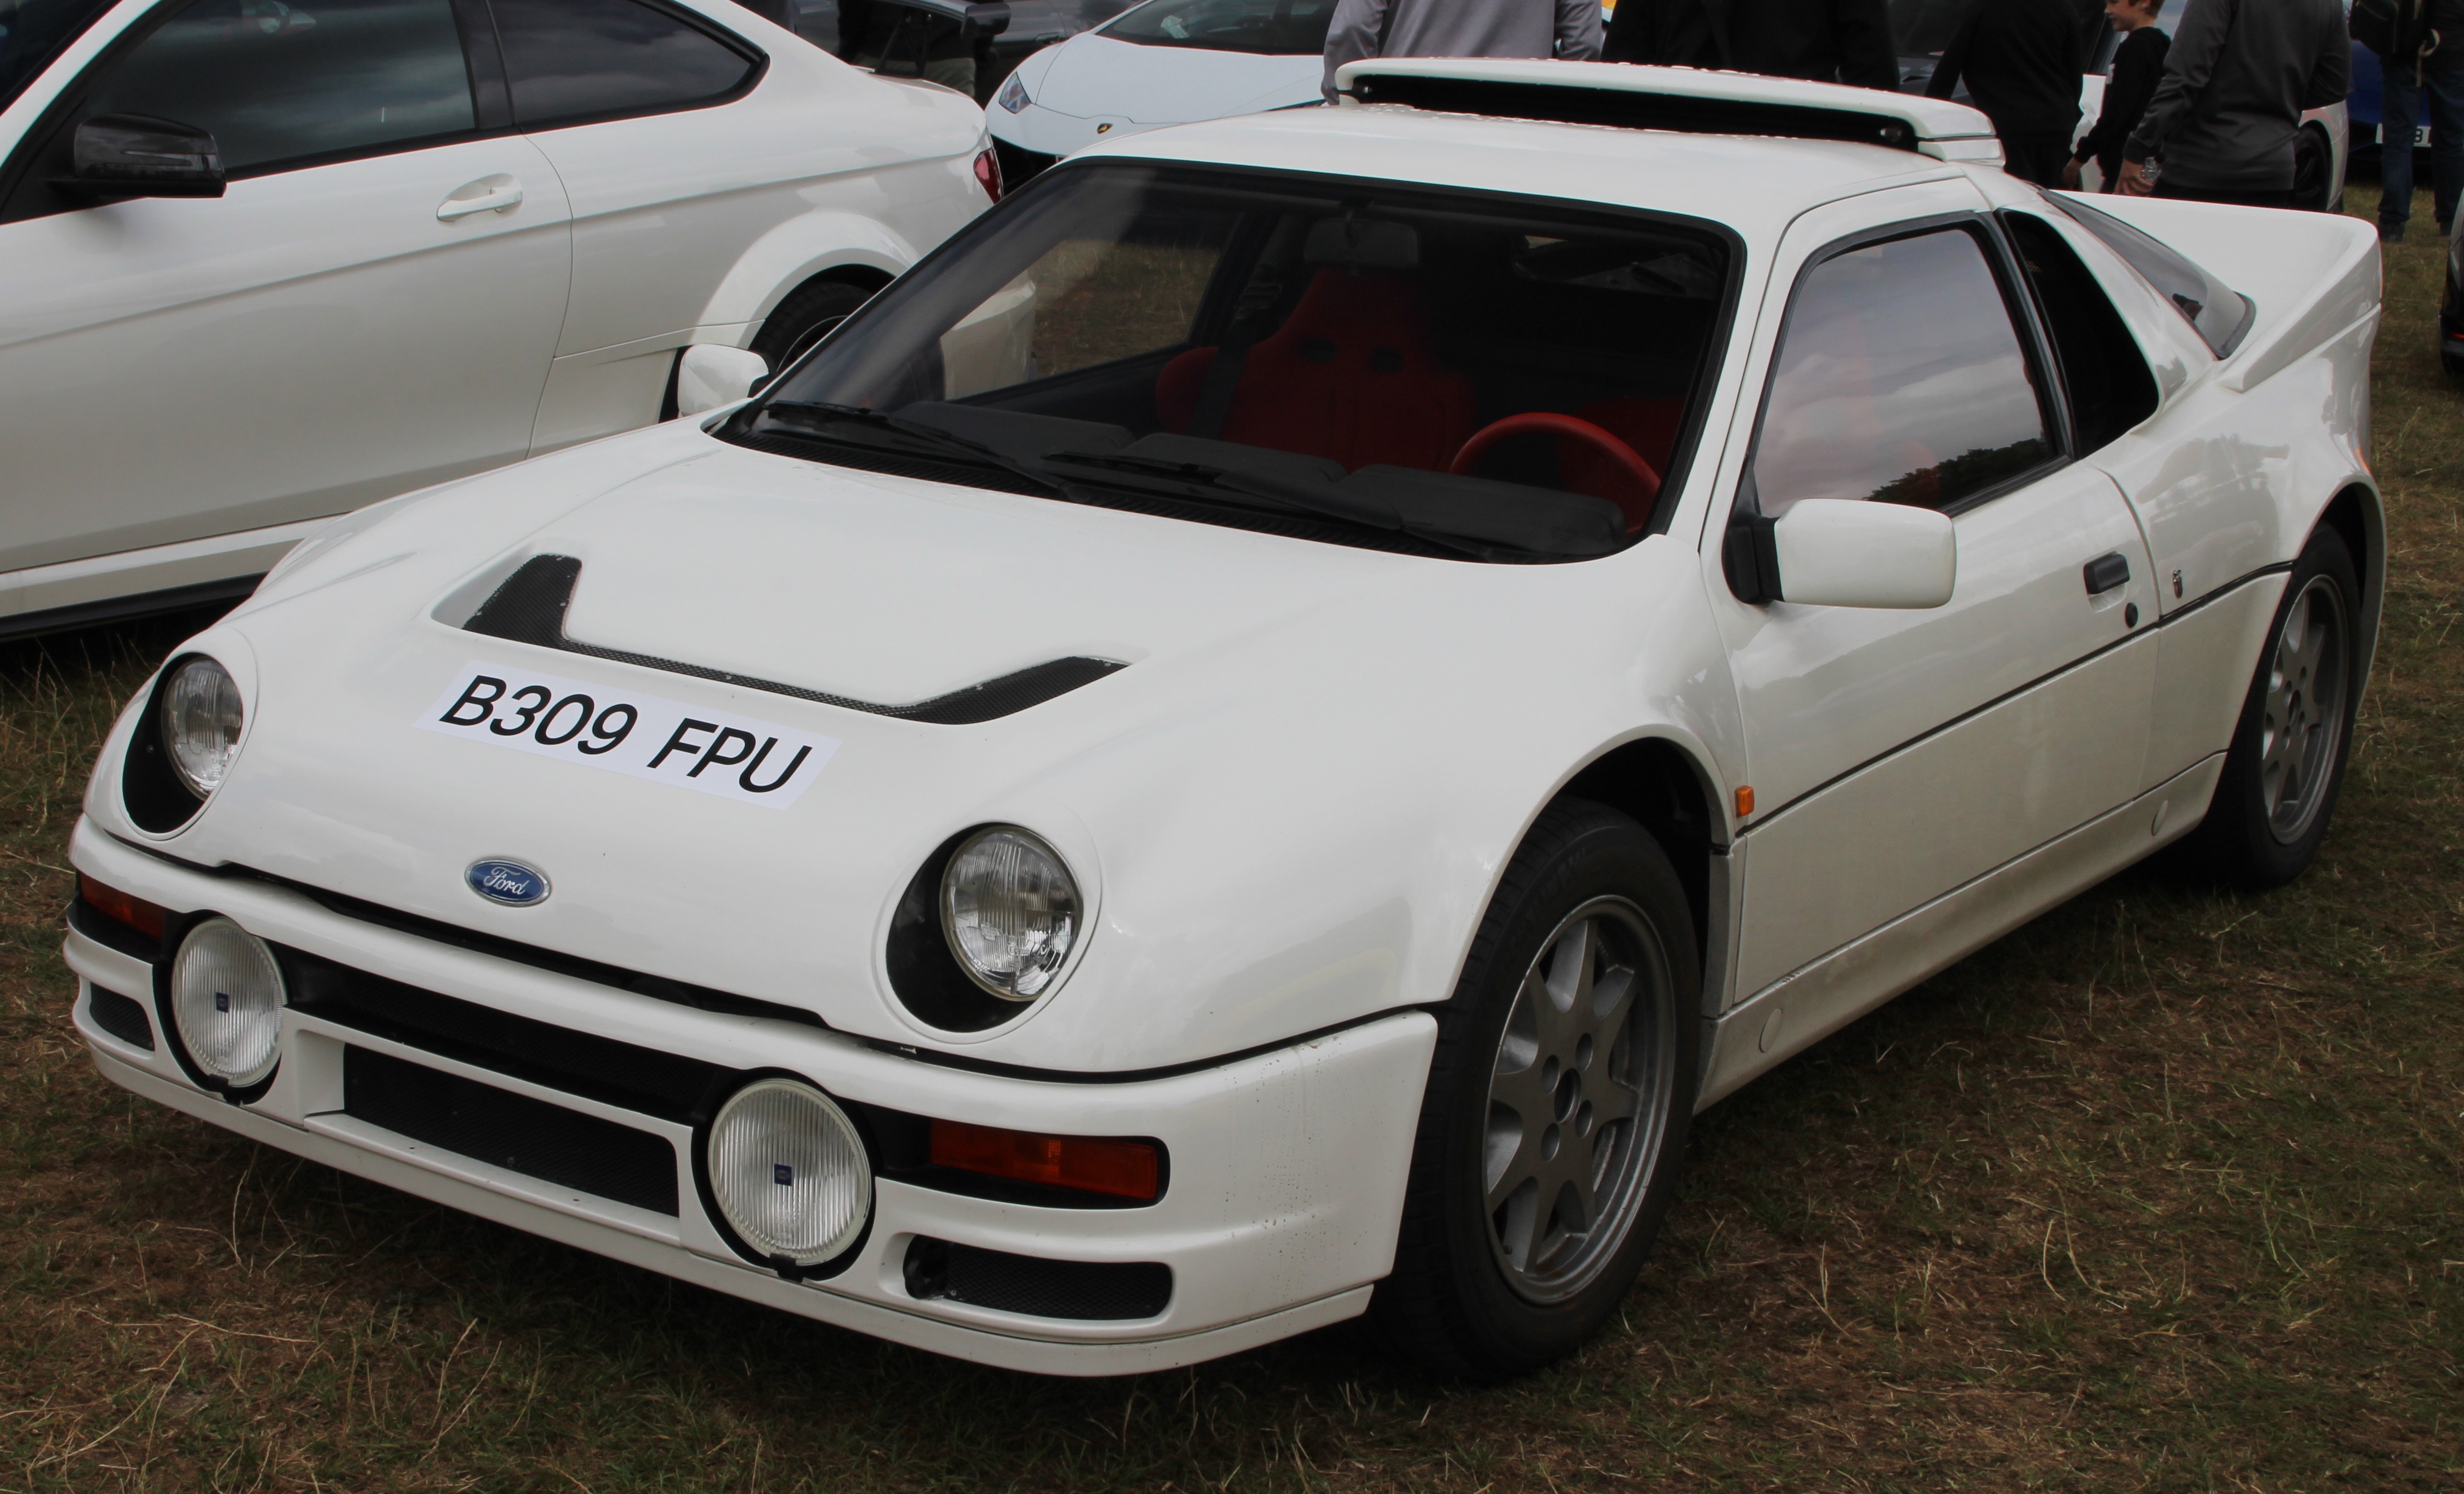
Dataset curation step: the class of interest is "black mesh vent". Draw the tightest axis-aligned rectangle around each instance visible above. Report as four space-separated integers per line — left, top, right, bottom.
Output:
903 1237 1171 1320
461 553 1123 725
344 1046 680 1215
281 946 727 1124
86 986 154 1050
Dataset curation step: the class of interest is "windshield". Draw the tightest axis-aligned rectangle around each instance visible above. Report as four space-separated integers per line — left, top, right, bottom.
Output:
735 163 1735 562
1 0 117 112
1099 0 1336 54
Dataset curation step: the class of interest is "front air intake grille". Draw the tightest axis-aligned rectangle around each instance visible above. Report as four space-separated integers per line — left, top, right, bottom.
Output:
902 1237 1171 1320
466 553 1123 725
86 986 154 1050
343 1046 680 1215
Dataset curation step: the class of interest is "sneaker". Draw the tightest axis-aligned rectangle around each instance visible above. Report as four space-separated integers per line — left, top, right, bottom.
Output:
2382 221 2407 243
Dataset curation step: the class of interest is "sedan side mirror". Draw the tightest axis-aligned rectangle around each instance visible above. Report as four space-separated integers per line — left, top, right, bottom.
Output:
675 344 772 417
57 114 225 198
1727 498 1957 609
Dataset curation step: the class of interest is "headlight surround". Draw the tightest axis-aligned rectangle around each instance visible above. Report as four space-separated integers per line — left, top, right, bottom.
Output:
705 1078 871 1269
940 826 1079 1002
168 917 285 1090
160 656 244 798
996 71 1030 113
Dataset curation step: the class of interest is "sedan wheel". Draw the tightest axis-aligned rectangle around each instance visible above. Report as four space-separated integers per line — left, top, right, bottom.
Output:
1373 799 1700 1379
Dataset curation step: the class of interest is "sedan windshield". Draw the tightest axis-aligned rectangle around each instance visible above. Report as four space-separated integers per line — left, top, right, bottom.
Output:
1 0 118 112
1099 0 1336 54
735 163 1735 562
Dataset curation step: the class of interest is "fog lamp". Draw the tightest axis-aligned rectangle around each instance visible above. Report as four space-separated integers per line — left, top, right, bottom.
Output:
168 917 284 1089
707 1078 870 1268
940 827 1078 1001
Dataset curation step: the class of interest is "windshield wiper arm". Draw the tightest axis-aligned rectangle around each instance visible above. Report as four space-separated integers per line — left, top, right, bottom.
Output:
1043 449 1503 558
757 402 1092 501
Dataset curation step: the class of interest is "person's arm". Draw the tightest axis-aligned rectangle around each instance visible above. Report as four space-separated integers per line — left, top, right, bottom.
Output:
2300 2 2352 109
1557 0 1605 59
2126 0 2232 165
1924 3 1980 99
1834 0 1904 89
1321 0 1389 101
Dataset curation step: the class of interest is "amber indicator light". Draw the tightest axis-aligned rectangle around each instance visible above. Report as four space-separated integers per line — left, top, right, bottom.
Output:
929 1118 1160 1201
78 872 166 939
1734 785 1755 819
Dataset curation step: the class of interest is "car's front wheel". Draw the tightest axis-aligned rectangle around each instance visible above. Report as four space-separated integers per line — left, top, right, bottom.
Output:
2178 524 2362 888
1372 799 1700 1379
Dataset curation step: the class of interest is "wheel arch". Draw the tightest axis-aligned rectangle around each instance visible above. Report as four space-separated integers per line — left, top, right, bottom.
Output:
1550 734 1726 992
689 212 920 342
2318 480 2386 688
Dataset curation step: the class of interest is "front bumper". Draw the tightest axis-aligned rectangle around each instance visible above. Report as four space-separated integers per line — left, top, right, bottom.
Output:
64 818 1436 1375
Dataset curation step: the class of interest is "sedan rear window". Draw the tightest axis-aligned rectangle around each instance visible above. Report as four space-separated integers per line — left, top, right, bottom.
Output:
2045 190 2253 357
1100 0 1338 56
735 162 1737 562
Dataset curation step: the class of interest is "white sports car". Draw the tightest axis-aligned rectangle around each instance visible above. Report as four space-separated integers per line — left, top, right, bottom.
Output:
0 0 994 636
64 62 2380 1379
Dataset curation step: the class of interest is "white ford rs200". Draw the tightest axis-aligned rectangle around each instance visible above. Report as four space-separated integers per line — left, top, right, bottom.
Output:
64 64 2381 1378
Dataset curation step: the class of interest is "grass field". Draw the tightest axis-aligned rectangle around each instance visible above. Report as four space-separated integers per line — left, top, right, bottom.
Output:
3 188 2459 1492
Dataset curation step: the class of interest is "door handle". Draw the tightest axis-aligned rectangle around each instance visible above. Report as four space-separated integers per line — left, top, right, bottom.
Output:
437 177 523 221
2083 552 2131 596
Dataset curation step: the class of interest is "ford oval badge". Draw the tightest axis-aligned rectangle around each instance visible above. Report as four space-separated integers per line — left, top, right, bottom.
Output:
467 859 549 907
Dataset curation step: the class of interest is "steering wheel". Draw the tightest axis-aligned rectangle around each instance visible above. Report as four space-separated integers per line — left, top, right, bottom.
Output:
1449 413 1661 513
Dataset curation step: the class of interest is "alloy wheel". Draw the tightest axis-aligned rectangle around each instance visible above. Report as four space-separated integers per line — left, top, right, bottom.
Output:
2259 572 2350 845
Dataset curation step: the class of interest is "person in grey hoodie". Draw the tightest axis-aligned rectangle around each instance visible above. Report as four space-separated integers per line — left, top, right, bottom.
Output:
1323 0 1604 102
2117 0 2347 206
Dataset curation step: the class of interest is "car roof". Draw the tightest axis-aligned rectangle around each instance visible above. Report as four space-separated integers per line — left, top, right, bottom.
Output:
1078 102 1971 242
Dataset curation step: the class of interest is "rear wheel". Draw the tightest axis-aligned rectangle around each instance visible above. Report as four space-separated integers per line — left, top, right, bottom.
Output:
750 276 879 376
1371 800 1699 1380
2292 125 2336 212
2176 525 2361 888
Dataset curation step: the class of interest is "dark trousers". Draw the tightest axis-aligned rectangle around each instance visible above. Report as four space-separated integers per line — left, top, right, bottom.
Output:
2155 180 2296 209
2001 134 2072 187
2377 64 2464 230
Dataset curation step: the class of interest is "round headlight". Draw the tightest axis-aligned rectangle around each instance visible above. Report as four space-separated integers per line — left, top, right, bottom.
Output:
169 917 285 1089
707 1078 870 1268
940 827 1079 1002
160 657 244 798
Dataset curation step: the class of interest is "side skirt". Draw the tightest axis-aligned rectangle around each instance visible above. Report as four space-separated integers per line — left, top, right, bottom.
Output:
1696 753 2225 1110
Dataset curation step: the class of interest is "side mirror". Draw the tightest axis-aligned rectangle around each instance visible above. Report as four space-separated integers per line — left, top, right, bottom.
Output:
674 344 772 417
57 114 225 198
1726 498 1957 609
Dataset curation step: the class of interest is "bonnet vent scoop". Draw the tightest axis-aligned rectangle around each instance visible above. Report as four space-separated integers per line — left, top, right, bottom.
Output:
463 555 1123 726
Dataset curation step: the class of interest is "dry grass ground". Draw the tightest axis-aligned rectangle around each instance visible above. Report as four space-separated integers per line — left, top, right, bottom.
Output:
2 189 2459 1492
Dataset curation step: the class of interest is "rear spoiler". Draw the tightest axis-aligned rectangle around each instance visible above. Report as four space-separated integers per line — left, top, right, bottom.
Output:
1332 59 2003 167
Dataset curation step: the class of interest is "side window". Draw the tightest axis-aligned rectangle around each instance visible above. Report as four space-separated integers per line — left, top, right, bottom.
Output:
2002 212 2159 453
74 0 475 174
490 0 758 128
1749 226 2052 516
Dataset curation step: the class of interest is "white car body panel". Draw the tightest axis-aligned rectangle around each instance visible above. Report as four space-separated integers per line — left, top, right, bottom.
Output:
65 65 2382 1371
0 0 986 631
990 31 1320 158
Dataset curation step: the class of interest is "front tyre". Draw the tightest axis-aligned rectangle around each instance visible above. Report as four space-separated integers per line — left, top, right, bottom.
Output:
1372 800 1700 1380
2178 524 2362 888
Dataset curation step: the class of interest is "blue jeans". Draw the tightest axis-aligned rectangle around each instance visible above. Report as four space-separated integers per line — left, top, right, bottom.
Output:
2379 64 2464 230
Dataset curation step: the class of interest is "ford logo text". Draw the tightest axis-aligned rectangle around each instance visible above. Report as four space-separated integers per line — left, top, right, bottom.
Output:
466 859 550 907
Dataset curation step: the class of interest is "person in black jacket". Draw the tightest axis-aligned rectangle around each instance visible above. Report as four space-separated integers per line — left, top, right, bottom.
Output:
2065 0 2171 190
1602 0 1900 90
2118 0 2347 206
1924 0 2094 186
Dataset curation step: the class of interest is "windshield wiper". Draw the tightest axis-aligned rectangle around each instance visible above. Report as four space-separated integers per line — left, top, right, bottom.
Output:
756 402 1092 502
1044 449 1510 559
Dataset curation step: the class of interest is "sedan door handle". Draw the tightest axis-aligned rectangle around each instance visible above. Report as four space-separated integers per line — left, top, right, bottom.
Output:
437 176 523 221
2083 551 2131 596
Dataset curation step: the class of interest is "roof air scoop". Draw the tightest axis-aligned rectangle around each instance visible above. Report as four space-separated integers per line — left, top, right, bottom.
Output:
463 554 1123 726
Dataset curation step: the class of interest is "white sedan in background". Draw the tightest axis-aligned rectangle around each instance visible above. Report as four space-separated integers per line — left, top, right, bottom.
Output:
989 0 1329 178
0 0 995 636
64 64 2378 1379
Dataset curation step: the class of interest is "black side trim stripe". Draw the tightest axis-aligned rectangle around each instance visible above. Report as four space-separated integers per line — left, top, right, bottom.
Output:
1739 562 2292 835
465 555 1125 726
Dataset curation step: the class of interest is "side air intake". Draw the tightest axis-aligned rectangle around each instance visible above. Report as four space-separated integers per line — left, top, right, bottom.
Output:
463 555 1123 726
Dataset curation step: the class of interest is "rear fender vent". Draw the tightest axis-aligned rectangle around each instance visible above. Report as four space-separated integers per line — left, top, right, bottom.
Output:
464 554 1123 725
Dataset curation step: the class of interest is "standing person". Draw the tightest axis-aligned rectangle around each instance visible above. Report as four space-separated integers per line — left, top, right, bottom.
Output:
1601 0 1899 92
2357 0 2464 241
2065 0 2171 191
2117 0 2348 208
1323 0 1604 102
1924 0 2094 187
